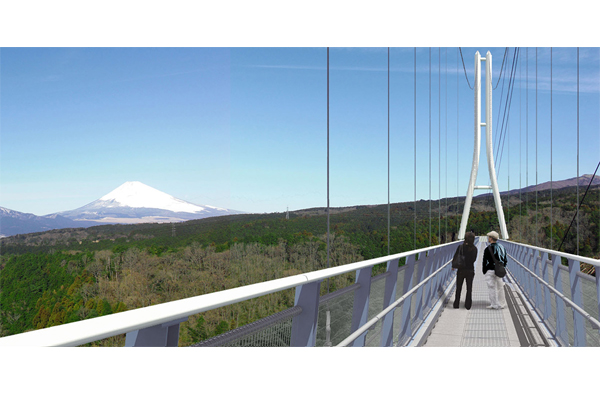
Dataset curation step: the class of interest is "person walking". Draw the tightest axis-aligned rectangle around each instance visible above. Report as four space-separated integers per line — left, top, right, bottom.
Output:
482 231 507 309
451 232 478 310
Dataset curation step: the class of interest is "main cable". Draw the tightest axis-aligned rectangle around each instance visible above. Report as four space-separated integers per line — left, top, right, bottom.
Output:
388 47 390 255
557 160 600 253
459 47 473 89
495 48 519 173
493 47 509 90
497 48 521 175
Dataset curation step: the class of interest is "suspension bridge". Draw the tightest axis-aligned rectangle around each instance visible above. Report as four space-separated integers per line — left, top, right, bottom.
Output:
0 48 599 348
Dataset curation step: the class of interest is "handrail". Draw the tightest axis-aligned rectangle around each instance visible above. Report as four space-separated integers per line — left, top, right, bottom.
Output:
499 239 600 268
336 258 453 347
507 254 600 330
0 240 461 346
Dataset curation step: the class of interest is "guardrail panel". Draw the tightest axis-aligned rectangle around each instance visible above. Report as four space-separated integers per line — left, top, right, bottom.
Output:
380 259 399 347
397 254 416 344
350 266 373 347
568 259 587 347
290 280 321 347
551 256 569 346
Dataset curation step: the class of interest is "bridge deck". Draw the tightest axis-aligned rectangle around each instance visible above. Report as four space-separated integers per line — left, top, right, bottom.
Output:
423 241 522 347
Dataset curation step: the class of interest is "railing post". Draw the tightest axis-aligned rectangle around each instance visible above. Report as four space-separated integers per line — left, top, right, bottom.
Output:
551 256 569 346
125 317 187 347
350 266 373 347
380 258 399 347
413 251 428 324
423 249 437 312
568 259 587 347
531 250 544 311
540 252 553 327
398 254 416 344
597 265 600 333
290 280 322 347
524 248 535 303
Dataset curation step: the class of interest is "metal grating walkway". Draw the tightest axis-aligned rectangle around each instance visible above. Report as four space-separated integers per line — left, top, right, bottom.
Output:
422 241 521 347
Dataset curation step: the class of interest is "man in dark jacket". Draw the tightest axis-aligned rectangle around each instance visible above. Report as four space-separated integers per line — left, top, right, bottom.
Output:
451 232 478 309
482 231 507 309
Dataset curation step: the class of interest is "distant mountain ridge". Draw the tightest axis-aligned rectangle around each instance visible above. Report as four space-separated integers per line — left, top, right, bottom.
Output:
476 174 600 198
0 207 97 237
1 181 242 237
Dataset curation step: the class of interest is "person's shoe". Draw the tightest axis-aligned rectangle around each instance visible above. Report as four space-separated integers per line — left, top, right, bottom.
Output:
453 302 459 309
465 306 471 310
486 305 500 309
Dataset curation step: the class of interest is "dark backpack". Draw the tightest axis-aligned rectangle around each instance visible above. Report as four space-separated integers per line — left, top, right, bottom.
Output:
486 245 506 278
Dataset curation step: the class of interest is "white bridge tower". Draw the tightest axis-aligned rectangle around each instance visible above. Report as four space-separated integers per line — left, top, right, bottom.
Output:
458 51 509 240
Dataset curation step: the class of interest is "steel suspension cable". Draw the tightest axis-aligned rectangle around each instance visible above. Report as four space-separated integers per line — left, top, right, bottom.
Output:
495 48 518 171
429 47 432 246
445 48 448 243
414 47 417 249
508 119 511 229
459 47 473 90
438 47 441 243
456 47 459 240
519 50 522 237
388 47 390 255
493 47 509 90
551 47 553 250
497 48 521 175
557 161 600 253
496 48 520 174
536 47 539 247
494 48 511 164
526 48 529 233
576 47 579 255
327 47 330 290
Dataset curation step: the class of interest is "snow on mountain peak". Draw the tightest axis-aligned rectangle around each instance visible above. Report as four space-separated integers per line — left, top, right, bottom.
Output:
99 181 206 213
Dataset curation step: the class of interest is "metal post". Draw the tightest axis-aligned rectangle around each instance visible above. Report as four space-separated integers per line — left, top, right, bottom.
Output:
597 265 600 336
533 249 543 309
540 252 553 327
422 249 436 313
125 317 187 347
290 280 321 347
551 256 569 345
568 259 587 346
398 255 416 344
380 259 399 347
413 252 428 323
350 266 373 347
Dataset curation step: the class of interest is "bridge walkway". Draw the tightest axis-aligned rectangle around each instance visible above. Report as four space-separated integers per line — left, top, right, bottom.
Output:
423 240 538 347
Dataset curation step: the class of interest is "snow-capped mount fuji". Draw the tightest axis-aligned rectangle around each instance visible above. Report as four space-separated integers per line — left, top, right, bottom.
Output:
54 181 241 224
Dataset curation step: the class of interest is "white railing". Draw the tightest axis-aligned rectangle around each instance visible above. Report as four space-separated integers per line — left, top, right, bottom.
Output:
500 239 600 347
0 240 461 347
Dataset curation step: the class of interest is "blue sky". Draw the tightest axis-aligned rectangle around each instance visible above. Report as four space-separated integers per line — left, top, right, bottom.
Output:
1 47 599 216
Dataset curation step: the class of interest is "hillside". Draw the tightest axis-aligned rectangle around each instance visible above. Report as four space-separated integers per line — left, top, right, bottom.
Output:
1 184 598 345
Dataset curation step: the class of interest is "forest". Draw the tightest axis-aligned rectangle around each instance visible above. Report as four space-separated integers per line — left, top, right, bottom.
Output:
1 185 598 345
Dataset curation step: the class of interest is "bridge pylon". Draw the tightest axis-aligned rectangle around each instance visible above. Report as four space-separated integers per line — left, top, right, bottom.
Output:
458 51 508 240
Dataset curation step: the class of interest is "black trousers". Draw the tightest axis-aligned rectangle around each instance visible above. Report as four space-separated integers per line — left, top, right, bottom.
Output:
454 269 475 309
